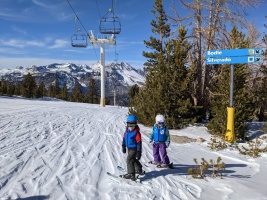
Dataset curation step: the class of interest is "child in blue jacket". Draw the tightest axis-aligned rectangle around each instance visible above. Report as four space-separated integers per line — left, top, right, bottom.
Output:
149 114 171 168
121 115 143 180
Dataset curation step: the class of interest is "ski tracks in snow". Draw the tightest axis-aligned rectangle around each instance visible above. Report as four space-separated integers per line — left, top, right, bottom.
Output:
0 98 201 200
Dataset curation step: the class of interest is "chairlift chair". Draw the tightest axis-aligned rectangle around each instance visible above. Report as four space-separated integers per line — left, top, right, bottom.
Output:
71 31 88 48
99 9 121 34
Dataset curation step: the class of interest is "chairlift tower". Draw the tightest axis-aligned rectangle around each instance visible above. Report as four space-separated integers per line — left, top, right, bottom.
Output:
88 30 116 107
69 0 121 108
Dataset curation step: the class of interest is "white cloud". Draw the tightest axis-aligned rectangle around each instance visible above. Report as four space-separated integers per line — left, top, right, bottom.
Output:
31 0 71 21
32 0 57 9
0 11 23 21
0 39 45 48
0 47 26 55
57 12 74 21
48 39 69 49
11 26 27 35
26 40 46 47
0 37 72 50
0 39 25 48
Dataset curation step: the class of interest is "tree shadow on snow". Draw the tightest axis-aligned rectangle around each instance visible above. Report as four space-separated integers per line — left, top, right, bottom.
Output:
222 163 252 178
140 163 248 181
140 164 194 181
244 122 266 140
15 196 49 200
224 163 247 168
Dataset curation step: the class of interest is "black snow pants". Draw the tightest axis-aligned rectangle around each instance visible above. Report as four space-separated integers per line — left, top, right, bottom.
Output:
127 148 142 174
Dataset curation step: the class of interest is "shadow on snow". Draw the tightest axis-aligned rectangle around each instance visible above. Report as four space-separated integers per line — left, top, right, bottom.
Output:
15 196 49 200
140 163 249 181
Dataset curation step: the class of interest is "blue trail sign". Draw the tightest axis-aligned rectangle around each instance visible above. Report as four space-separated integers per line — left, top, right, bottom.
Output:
206 48 262 64
205 48 262 143
206 56 262 64
206 48 262 57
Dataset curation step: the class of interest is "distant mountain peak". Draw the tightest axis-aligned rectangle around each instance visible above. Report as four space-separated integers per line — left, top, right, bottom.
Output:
0 61 146 95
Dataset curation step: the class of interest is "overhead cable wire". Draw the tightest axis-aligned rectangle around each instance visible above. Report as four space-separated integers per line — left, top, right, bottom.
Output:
115 42 118 63
66 0 87 35
94 0 102 19
66 0 99 61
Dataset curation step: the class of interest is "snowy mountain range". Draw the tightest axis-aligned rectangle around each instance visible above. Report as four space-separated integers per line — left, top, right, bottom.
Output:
0 62 146 104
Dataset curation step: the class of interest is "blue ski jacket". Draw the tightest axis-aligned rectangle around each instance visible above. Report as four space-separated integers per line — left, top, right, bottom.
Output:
150 124 170 143
122 126 142 151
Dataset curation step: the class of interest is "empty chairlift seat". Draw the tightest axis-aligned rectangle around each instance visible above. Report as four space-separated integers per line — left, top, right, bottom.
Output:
99 9 121 34
71 31 88 48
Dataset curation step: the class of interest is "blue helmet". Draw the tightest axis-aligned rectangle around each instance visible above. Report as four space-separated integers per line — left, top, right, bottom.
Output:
126 115 138 123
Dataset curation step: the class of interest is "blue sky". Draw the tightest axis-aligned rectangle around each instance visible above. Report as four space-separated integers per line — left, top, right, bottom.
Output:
0 0 266 70
0 0 162 69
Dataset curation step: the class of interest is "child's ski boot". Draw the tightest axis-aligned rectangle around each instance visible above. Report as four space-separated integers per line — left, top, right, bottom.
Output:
136 170 145 175
120 173 136 181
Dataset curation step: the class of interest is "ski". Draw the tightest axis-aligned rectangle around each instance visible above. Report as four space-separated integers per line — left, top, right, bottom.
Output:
145 161 175 169
156 162 174 169
143 161 161 167
117 166 127 173
106 172 142 184
117 166 146 176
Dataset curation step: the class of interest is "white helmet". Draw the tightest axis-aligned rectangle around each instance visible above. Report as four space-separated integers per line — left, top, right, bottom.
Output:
155 114 165 123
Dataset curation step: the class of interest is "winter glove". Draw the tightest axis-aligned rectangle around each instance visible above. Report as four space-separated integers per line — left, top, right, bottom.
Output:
165 141 170 148
136 151 141 160
122 145 126 153
149 139 154 146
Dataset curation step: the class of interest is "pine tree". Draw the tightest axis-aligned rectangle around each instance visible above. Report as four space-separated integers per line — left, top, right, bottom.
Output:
34 86 41 98
21 73 37 98
39 82 46 97
0 79 2 95
129 0 171 125
143 0 170 71
208 26 254 139
1 78 7 95
34 82 45 98
129 1 196 128
70 80 83 102
14 83 21 96
84 78 99 104
164 27 200 128
128 84 139 108
60 83 69 101
54 75 60 98
47 84 55 98
6 80 14 96
251 64 267 121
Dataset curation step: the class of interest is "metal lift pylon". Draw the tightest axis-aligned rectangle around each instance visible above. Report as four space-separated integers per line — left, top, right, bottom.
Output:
88 30 116 107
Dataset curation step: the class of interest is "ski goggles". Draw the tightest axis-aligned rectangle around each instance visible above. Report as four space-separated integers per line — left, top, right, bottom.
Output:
127 122 136 127
157 122 165 126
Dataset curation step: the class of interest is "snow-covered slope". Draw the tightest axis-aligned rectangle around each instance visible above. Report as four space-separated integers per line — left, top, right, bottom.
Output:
0 96 267 200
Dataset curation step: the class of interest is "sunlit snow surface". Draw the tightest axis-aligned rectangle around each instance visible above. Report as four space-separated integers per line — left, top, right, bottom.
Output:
0 96 267 200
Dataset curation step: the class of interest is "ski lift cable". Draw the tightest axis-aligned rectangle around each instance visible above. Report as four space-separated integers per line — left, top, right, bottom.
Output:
74 16 81 31
94 0 102 19
112 0 117 13
66 0 99 61
66 0 87 34
113 0 119 63
114 37 118 63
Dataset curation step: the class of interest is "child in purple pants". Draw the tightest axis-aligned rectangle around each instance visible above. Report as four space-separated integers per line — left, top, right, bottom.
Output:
149 114 170 167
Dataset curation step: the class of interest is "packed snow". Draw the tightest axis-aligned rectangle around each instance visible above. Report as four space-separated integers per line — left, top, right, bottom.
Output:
0 96 267 200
